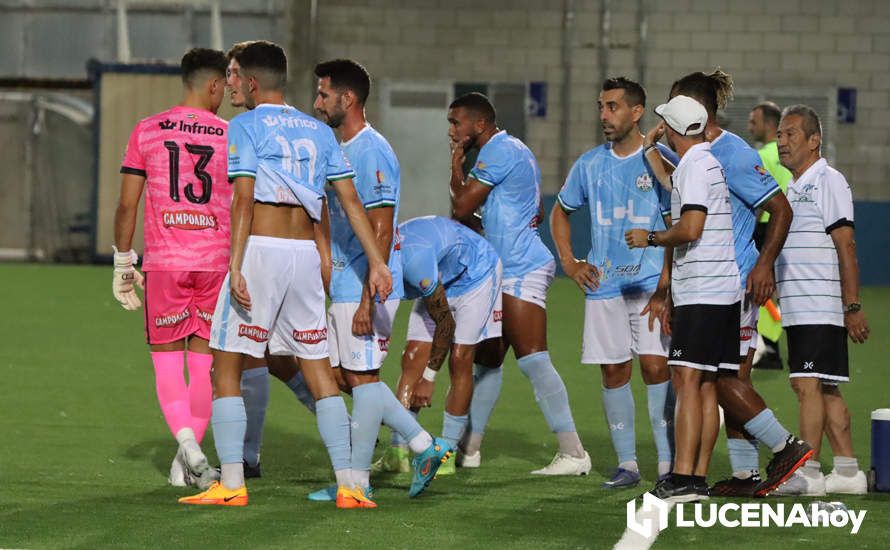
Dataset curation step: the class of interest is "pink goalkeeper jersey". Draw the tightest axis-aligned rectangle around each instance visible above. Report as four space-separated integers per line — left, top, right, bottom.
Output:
121 106 231 272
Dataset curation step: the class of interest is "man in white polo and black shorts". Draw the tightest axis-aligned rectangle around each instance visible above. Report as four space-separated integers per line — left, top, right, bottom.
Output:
773 104 871 496
626 94 739 502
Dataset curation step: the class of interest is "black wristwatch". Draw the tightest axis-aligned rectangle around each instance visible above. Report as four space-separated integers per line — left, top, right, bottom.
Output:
647 231 658 247
844 302 862 314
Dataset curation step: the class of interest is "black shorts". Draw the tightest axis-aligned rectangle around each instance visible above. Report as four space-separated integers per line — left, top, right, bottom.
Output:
669 302 741 372
786 324 849 384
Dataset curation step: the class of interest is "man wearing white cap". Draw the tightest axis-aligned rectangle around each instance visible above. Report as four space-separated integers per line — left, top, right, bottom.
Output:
626 94 740 502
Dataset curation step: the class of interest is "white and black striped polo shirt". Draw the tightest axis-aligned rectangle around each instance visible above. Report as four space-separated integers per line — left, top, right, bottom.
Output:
777 158 854 328
670 141 741 307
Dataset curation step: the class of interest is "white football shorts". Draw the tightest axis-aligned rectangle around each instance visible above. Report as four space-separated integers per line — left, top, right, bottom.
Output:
501 260 555 309
407 261 503 346
581 290 670 365
327 299 400 372
210 236 328 359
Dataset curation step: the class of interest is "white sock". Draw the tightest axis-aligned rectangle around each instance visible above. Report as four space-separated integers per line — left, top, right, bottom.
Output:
556 432 585 458
803 459 822 478
175 427 203 466
354 469 371 489
220 462 244 490
407 431 433 454
833 455 859 477
619 460 639 473
658 461 672 478
334 468 353 487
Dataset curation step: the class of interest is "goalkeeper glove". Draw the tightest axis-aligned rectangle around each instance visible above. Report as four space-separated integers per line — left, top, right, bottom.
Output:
112 246 144 310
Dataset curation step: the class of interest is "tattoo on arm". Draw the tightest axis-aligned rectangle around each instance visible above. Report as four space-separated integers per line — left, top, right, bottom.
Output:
423 284 456 372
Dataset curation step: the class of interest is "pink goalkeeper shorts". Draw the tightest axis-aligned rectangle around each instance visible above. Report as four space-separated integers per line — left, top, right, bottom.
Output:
143 271 226 345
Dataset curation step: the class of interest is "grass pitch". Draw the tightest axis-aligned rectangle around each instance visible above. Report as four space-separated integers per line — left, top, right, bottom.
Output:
1 264 888 549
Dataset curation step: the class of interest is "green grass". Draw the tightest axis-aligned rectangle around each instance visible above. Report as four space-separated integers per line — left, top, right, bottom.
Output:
1 263 888 549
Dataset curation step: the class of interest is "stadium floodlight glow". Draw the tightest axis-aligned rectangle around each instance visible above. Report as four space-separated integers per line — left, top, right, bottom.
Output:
626 495 868 535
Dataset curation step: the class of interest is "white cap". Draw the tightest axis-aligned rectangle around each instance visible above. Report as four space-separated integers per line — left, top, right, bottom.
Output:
654 95 708 136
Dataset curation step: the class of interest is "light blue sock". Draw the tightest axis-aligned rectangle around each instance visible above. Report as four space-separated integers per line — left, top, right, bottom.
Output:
316 396 352 472
442 412 469 449
646 381 673 464
744 408 791 452
350 383 385 476
285 371 316 414
603 382 636 464
390 409 418 447
380 382 423 442
470 364 503 435
728 438 760 475
211 396 246 465
517 351 577 433
240 367 269 467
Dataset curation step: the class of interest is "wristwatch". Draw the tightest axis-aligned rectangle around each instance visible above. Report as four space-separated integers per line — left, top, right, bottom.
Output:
647 231 657 247
844 302 862 314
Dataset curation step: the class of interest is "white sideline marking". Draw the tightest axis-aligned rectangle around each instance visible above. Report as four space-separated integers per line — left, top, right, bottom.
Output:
613 501 676 550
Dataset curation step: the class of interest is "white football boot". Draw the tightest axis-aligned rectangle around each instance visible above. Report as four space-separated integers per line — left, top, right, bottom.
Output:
531 451 592 475
772 470 826 496
825 469 867 495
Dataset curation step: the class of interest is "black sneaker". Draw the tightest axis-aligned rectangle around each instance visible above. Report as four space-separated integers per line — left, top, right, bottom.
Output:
649 474 708 503
754 436 814 496
710 473 761 497
244 460 262 479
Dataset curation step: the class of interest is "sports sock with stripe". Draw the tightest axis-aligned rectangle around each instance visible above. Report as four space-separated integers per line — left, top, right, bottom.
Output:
727 437 760 477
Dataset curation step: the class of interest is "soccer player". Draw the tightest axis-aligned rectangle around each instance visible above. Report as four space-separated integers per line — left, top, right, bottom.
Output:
307 58 450 500
662 71 813 497
113 48 229 489
626 94 739 502
549 77 675 488
178 41 392 508
223 41 316 480
393 215 501 485
748 101 792 371
773 105 870 495
448 92 590 475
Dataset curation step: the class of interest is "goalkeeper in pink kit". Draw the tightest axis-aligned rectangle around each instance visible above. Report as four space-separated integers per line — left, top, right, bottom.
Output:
112 48 230 489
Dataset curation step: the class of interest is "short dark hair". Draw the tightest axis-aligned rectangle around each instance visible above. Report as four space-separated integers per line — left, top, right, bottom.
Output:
448 92 496 124
602 76 646 107
781 104 822 137
671 69 734 117
314 59 371 105
226 41 253 63
235 40 287 90
180 48 227 87
753 101 782 128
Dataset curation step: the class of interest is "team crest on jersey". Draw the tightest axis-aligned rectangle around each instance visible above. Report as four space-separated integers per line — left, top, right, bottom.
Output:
159 119 175 130
229 144 237 154
238 324 269 342
376 170 385 183
755 165 768 176
635 173 653 191
419 278 433 292
293 328 327 344
475 161 486 170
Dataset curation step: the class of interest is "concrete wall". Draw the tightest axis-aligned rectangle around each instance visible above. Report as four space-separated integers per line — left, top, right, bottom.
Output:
314 0 890 201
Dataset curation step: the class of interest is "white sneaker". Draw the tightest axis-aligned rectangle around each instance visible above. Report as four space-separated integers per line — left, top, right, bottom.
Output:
825 469 867 495
167 448 190 487
531 451 591 476
180 444 218 490
457 450 481 468
772 471 826 496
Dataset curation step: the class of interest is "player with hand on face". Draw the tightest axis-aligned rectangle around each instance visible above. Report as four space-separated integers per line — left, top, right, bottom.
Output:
447 93 590 476
178 41 392 508
550 77 675 489
114 47 230 490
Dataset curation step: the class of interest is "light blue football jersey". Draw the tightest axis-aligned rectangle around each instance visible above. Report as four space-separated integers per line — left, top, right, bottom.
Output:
398 216 499 300
227 103 353 223
709 130 782 286
327 124 404 303
467 130 554 279
557 142 677 300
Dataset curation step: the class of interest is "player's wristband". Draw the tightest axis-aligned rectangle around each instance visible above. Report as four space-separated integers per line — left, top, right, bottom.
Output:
644 144 658 155
422 367 438 382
